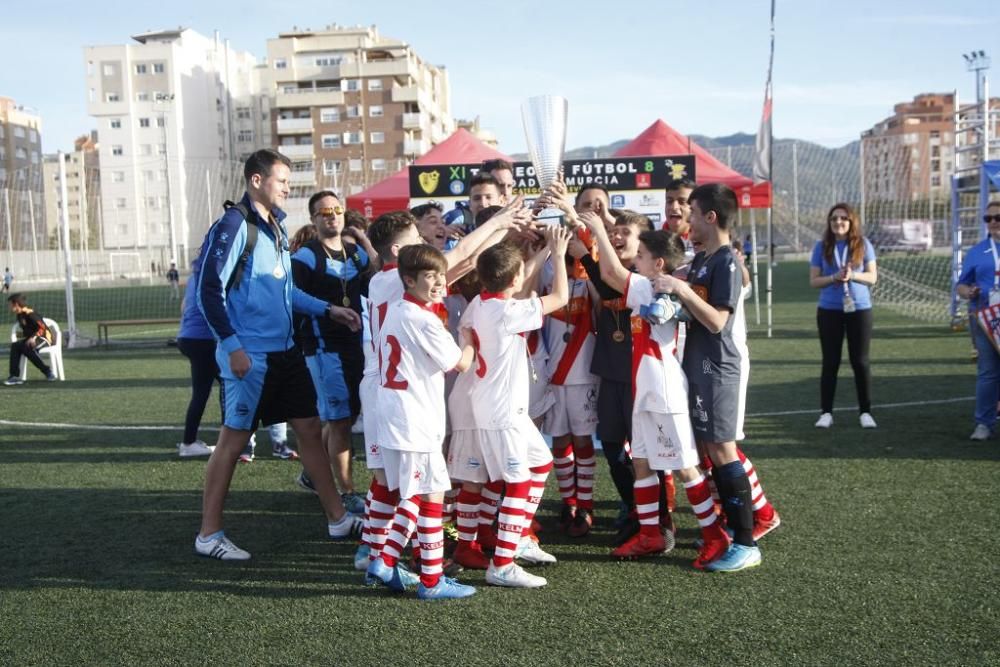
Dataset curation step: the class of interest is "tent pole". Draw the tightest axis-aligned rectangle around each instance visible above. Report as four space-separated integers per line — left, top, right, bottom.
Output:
750 208 761 325
766 206 773 338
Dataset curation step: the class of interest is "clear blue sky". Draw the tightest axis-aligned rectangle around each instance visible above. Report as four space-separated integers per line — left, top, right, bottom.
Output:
3 0 997 154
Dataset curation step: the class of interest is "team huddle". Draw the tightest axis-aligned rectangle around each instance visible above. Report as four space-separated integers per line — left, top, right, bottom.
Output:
191 149 780 601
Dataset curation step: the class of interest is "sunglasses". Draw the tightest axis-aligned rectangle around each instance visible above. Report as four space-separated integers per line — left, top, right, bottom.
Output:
314 206 344 218
829 215 851 222
984 215 1000 223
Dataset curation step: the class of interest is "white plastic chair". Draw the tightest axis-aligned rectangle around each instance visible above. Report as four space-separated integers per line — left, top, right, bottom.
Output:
9 317 65 381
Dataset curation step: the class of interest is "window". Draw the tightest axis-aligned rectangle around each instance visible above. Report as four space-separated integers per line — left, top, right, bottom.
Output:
369 105 383 118
370 131 385 144
274 58 287 69
14 147 27 159
14 126 25 138
368 78 383 91
139 117 150 128
320 107 340 123
88 88 95 102
30 151 38 164
372 158 387 171
118 224 129 235
156 117 166 128
322 134 341 149
236 107 251 119
112 145 124 156
136 91 150 102
931 145 940 157
106 92 121 103
115 197 127 209
29 130 38 144
323 159 341 176
344 79 360 91
157 144 167 155
343 131 362 145
153 63 165 74
139 144 152 156
349 158 363 172
111 170 126 183
237 129 253 142
110 118 122 129
315 55 343 67
87 61 94 76
142 170 154 181
160 169 168 181
145 196 159 209
931 175 941 187
346 105 361 118
103 64 115 76
135 64 147 74
931 159 940 172
292 160 314 172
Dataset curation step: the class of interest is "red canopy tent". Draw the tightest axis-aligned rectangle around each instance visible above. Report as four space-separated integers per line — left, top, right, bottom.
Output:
613 119 772 208
347 128 513 219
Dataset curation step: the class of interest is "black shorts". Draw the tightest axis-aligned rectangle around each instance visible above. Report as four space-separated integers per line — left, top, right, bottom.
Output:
220 346 318 431
596 378 633 443
687 380 739 444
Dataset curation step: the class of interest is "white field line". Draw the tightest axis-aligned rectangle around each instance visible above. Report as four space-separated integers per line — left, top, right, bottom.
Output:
0 396 974 432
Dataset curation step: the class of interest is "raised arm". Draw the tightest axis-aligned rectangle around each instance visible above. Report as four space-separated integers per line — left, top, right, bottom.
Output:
578 211 630 293
538 226 572 315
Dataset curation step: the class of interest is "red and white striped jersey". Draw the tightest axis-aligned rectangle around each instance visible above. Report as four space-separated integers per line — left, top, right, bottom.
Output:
541 265 597 386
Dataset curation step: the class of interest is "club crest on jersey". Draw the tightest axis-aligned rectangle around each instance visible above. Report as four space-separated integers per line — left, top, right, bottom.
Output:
369 443 379 455
696 266 708 279
413 470 423 480
702 359 714 375
467 458 481 469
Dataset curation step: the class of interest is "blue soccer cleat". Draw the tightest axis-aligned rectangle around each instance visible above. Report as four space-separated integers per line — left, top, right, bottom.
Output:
365 558 418 591
416 576 477 600
353 543 371 572
705 543 762 573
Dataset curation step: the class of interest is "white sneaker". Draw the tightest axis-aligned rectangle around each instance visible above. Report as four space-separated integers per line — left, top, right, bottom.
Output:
178 440 215 457
970 424 992 441
814 413 833 429
329 513 363 539
486 561 547 588
859 413 877 429
515 537 557 565
351 413 364 435
194 533 250 561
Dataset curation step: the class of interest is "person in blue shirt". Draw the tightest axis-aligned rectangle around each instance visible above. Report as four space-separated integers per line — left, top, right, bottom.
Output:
957 200 1000 440
193 148 363 561
809 203 878 430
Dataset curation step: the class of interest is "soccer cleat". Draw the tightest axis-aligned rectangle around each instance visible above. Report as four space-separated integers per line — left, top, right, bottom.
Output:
416 576 476 600
660 511 677 537
612 517 640 547
515 537 557 565
238 437 255 463
453 541 490 570
558 503 577 530
45 372 57 381
353 544 371 572
859 413 877 429
566 509 593 538
177 440 215 458
693 537 732 570
814 412 833 428
3 376 23 386
296 471 318 495
328 513 363 540
611 531 668 560
970 424 992 441
705 543 762 573
341 492 366 515
752 510 782 541
194 533 251 561
486 562 547 588
271 441 299 460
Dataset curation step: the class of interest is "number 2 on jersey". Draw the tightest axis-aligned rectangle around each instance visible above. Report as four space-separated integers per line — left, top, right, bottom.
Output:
381 334 408 390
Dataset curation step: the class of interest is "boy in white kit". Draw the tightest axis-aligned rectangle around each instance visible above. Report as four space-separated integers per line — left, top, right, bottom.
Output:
579 212 731 567
365 244 476 600
449 227 572 588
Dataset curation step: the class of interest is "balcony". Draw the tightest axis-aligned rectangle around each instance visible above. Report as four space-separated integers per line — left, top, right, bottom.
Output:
402 112 424 129
403 138 429 156
276 117 314 134
391 85 419 103
289 170 316 185
275 87 344 109
339 59 416 80
278 144 314 160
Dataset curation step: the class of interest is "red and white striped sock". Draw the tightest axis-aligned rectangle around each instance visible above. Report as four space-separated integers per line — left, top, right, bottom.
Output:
523 462 552 528
684 473 727 543
552 443 577 506
478 479 503 531
700 456 723 511
574 441 595 512
492 480 530 567
443 482 461 523
379 496 419 568
366 480 398 561
417 499 445 589
360 478 375 550
455 487 481 544
634 474 660 537
737 448 776 520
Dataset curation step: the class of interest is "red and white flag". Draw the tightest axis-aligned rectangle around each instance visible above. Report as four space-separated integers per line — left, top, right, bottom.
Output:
752 0 775 185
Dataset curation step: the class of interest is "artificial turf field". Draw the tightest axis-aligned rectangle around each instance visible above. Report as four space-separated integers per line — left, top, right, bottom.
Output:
1 261 997 666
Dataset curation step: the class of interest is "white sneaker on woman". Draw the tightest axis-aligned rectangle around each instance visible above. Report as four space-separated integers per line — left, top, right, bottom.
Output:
859 413 877 429
814 413 834 428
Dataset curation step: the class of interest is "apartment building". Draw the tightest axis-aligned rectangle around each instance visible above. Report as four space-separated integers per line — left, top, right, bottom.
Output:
43 133 101 250
0 97 44 250
265 24 454 203
862 92 1000 201
84 29 268 265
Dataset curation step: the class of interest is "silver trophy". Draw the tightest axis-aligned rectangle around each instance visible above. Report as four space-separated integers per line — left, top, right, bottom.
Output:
521 95 568 223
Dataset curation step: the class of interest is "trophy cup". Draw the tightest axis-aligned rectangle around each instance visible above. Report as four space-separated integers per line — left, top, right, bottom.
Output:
521 95 568 223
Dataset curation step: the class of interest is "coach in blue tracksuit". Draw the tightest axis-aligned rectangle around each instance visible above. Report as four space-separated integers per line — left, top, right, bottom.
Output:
193 148 362 561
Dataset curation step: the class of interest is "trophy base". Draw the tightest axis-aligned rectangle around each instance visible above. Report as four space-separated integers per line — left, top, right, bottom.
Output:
535 208 566 226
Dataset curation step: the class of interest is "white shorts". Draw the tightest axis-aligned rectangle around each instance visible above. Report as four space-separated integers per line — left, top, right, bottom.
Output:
444 369 458 436
381 448 451 499
631 410 699 472
543 383 598 437
359 373 383 470
446 429 489 484
480 415 553 483
529 376 556 421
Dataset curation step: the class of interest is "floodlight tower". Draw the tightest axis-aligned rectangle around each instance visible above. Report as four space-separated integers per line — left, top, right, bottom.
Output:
963 50 991 105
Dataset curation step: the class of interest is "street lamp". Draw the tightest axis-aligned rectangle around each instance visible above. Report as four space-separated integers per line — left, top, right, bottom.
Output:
154 93 178 268
964 51 991 103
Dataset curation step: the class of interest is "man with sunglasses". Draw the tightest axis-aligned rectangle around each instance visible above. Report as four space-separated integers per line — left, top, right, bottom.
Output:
292 190 376 514
957 200 1000 440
